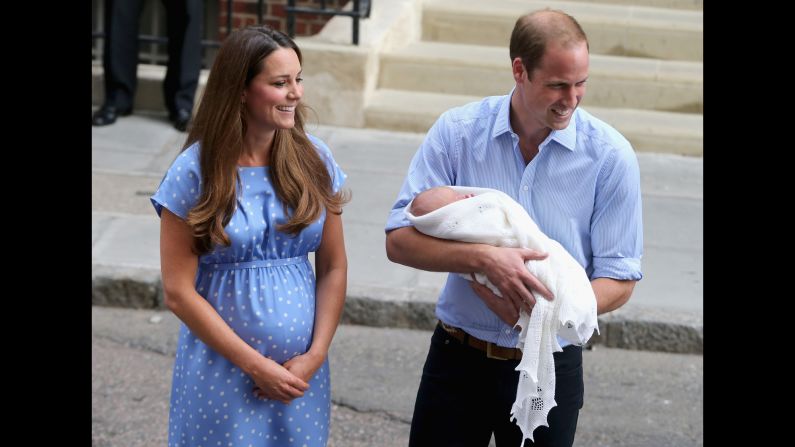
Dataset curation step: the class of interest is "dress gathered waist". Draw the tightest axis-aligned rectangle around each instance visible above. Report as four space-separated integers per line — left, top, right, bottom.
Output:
203 255 309 270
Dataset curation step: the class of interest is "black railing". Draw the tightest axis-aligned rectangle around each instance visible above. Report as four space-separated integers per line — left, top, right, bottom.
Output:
91 1 233 52
92 1 371 53
286 0 371 45
90 31 224 49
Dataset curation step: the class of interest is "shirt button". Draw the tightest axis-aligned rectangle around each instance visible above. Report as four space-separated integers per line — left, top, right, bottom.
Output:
523 185 529 191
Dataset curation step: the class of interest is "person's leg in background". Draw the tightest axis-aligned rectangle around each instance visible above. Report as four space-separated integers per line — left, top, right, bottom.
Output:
162 0 203 131
94 0 145 126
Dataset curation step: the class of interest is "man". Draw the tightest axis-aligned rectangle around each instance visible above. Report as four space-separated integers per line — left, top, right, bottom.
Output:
92 0 203 132
385 9 643 447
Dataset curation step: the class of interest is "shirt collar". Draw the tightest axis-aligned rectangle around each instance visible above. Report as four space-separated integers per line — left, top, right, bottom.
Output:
491 87 515 140
547 112 577 152
492 87 579 152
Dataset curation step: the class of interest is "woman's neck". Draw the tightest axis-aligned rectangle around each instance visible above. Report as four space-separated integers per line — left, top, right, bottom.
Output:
240 128 276 166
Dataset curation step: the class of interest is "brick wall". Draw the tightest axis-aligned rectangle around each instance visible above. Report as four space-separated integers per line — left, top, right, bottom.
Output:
217 0 349 39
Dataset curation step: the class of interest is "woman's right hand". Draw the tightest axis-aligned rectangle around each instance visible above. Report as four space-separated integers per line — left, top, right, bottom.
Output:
250 357 310 404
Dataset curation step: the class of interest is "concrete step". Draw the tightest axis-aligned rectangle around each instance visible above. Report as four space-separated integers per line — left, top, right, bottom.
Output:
379 41 702 114
92 64 210 113
570 0 702 10
422 0 703 61
365 89 702 156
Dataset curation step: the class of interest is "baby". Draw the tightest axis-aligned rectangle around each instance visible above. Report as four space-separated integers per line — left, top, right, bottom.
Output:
405 185 599 442
407 185 596 341
409 186 474 217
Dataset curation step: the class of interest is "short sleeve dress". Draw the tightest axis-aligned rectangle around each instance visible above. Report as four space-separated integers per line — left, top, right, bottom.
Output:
151 134 347 447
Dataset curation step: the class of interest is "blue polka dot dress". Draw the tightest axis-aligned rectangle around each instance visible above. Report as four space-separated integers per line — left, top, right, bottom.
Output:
151 134 347 447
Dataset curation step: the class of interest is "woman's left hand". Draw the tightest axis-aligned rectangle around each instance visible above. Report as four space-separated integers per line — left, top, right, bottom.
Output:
283 350 325 383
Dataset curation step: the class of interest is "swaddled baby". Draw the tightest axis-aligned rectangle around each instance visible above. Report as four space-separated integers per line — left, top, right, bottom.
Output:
406 185 599 443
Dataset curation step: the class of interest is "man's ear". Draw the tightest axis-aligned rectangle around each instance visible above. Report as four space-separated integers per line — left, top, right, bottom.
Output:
512 57 526 84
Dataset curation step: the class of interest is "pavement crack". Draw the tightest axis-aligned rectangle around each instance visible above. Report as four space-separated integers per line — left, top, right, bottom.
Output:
93 333 174 357
331 400 411 425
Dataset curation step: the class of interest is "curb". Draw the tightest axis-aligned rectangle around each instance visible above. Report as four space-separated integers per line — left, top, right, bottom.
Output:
92 264 702 354
92 264 164 309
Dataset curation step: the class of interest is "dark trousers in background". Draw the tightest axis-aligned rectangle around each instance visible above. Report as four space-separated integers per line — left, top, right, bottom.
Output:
408 324 584 447
102 0 202 116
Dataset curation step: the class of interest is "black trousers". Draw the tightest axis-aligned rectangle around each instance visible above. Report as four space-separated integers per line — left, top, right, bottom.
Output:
102 0 202 115
408 324 584 447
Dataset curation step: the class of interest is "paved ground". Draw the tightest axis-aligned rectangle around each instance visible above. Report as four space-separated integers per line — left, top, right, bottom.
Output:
93 306 702 447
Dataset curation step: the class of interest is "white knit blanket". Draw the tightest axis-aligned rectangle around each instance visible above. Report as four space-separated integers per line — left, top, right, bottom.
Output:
405 186 598 445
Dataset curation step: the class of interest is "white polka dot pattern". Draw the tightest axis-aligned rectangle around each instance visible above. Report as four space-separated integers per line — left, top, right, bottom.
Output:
151 135 347 446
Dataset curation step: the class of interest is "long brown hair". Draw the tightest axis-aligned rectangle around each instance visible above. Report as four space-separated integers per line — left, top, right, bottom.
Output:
182 26 349 255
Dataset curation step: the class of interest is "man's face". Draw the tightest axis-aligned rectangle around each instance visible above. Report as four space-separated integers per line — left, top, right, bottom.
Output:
514 41 589 132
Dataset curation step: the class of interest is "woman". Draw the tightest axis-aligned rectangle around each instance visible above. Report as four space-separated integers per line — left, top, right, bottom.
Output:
151 25 349 446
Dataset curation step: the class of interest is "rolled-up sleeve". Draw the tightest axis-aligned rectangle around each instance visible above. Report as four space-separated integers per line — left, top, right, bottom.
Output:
590 146 644 281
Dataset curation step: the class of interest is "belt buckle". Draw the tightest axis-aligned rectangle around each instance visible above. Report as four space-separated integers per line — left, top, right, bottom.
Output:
486 342 508 360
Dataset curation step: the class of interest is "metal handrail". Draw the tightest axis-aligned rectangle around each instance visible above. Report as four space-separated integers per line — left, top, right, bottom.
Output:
92 1 235 50
91 31 222 49
286 0 371 45
92 0 370 53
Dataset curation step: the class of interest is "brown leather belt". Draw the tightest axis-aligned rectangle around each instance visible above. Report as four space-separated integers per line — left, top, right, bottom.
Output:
438 320 522 360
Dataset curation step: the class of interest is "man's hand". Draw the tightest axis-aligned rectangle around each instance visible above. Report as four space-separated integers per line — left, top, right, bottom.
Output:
470 275 521 325
481 246 553 313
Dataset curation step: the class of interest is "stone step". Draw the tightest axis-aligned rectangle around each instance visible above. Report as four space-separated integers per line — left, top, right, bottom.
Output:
379 41 702 114
422 0 703 61
92 64 210 113
570 0 702 10
365 89 702 156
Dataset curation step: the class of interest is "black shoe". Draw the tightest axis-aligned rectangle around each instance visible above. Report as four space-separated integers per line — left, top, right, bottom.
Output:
92 105 132 126
170 108 192 132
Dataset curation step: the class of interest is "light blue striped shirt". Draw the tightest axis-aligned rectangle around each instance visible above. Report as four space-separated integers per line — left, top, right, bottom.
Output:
385 89 643 348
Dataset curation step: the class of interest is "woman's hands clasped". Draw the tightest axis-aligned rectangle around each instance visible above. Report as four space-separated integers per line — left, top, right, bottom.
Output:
251 351 325 404
251 357 309 404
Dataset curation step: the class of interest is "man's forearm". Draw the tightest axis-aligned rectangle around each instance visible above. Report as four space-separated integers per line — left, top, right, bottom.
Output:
592 277 636 315
385 226 490 273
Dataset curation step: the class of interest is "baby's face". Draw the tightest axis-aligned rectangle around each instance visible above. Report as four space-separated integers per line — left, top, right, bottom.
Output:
411 188 476 216
430 189 475 209
428 188 474 210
